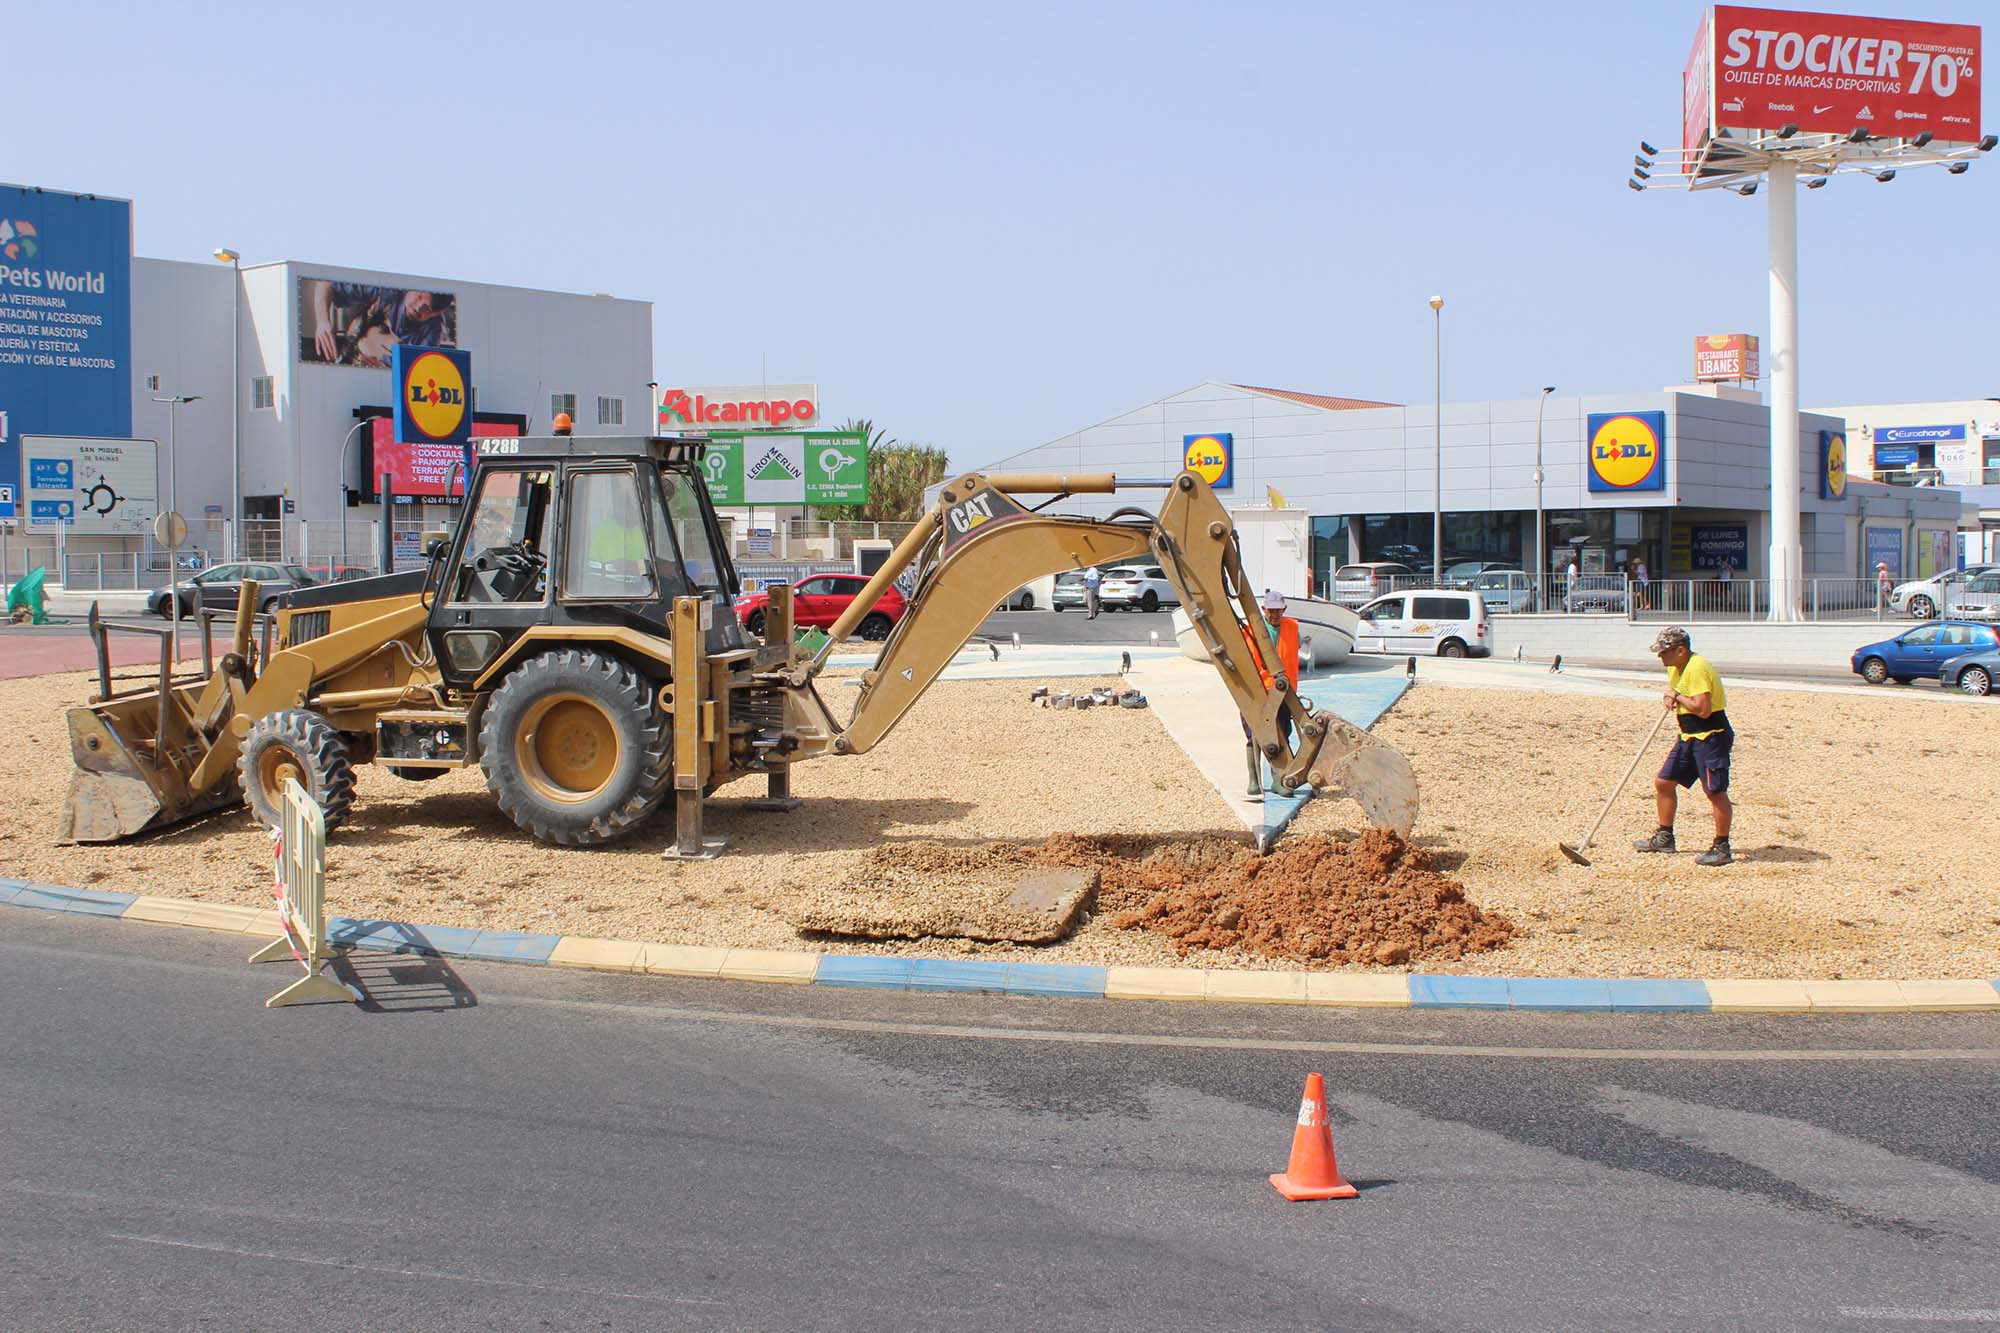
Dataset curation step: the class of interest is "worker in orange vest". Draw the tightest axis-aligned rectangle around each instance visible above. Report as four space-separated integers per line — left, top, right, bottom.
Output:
1241 589 1302 795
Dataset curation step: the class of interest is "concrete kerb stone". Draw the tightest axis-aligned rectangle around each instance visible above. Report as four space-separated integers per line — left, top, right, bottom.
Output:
4 881 2000 1014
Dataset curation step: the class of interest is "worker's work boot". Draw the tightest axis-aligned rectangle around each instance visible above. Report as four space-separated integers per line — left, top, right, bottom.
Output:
1696 838 1733 867
1633 827 1676 853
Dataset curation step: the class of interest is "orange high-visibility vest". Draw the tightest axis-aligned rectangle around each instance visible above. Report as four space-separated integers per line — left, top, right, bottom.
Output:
1242 615 1301 690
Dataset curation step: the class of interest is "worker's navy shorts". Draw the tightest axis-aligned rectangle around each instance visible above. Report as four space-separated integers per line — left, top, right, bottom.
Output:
1659 730 1732 794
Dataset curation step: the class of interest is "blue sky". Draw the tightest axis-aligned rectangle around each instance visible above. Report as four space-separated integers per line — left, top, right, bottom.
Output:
13 0 1996 465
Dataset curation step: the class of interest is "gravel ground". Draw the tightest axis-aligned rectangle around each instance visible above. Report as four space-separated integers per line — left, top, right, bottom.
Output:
3 665 1995 979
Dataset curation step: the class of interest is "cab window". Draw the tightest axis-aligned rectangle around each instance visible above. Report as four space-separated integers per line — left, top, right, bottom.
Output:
564 468 654 600
1358 597 1403 624
659 468 723 592
452 468 552 604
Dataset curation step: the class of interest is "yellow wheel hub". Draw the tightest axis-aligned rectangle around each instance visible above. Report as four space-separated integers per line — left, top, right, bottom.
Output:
258 747 304 800
518 694 620 804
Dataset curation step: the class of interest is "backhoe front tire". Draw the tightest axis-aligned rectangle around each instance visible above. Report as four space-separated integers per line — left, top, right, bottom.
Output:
479 650 670 846
238 709 357 834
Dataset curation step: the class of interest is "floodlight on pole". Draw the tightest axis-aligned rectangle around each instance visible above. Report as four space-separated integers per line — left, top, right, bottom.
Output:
212 248 242 560
1534 385 1555 607
1429 295 1443 586
151 393 202 664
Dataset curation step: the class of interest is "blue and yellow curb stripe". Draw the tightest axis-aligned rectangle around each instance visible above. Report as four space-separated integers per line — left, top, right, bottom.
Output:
5 880 1999 1013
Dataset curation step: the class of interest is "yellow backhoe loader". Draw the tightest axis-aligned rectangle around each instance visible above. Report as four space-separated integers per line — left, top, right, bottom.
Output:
60 435 1417 855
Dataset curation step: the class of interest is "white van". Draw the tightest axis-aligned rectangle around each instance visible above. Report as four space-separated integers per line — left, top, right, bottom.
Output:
1354 589 1492 658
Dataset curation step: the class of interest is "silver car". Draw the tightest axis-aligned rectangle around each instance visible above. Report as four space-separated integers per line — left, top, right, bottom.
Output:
1331 562 1417 608
1893 565 1995 619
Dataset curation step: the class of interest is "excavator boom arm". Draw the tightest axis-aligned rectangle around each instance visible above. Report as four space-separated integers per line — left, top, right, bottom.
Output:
813 470 1418 836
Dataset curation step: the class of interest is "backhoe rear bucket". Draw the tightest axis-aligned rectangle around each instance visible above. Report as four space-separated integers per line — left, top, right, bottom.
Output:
58 695 241 843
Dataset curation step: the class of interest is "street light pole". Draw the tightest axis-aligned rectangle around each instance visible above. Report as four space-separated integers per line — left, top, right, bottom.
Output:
212 249 241 559
1534 385 1555 609
1429 295 1444 584
151 393 201 664
335 417 371 570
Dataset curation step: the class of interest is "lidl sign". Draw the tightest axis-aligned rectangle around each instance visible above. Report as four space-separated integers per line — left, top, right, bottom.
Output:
1585 411 1666 493
1820 431 1847 501
1183 432 1233 489
392 345 471 445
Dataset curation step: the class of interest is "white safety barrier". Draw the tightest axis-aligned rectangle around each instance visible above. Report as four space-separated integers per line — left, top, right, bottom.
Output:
248 777 361 1008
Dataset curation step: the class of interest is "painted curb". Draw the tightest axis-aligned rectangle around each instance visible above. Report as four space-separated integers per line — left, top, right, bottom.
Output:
6 883 2000 1015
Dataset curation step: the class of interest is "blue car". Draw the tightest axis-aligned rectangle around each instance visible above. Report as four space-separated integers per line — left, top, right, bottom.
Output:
1851 621 2000 686
1939 645 2000 696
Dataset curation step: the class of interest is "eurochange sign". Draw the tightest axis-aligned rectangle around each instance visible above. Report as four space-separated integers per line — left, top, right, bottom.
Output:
1586 411 1667 493
701 430 867 506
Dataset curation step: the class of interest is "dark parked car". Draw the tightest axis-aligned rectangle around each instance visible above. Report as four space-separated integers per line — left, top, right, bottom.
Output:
1938 643 2000 696
1851 621 2000 686
150 562 317 618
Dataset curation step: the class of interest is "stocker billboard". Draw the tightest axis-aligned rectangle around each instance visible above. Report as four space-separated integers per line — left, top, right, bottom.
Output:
1586 412 1667 493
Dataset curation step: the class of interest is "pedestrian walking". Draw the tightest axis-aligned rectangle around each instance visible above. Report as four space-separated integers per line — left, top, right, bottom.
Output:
1633 625 1734 866
1876 561 1892 620
1082 565 1102 619
1564 555 1579 613
1634 556 1650 611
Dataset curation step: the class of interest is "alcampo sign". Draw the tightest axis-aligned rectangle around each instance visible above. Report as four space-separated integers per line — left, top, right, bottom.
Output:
1586 411 1667 493
658 383 819 429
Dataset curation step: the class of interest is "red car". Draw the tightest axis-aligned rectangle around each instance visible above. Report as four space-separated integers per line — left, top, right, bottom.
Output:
735 573 906 641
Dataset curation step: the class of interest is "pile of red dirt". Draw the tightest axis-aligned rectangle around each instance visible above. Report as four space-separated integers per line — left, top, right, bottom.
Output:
1018 829 1514 967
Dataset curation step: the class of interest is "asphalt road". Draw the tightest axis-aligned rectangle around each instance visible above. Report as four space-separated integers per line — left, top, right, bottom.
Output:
4 908 1996 1330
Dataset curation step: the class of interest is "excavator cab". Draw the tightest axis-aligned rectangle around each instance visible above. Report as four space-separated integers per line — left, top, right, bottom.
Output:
425 437 742 689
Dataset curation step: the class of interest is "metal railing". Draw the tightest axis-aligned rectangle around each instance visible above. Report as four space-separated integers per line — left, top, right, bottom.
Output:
1325 568 1960 623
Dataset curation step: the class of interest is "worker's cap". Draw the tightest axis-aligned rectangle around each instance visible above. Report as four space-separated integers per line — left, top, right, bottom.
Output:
1261 589 1287 610
1649 625 1691 655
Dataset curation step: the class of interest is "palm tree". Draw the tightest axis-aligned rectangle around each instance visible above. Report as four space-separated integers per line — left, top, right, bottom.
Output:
812 419 949 522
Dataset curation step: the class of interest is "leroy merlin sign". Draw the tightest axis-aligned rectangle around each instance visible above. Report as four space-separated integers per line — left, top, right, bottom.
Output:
700 430 867 506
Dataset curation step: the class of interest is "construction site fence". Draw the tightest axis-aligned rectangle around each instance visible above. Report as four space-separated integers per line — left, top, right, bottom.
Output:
1331 573 1954 624
249 778 360 1008
717 517 919 562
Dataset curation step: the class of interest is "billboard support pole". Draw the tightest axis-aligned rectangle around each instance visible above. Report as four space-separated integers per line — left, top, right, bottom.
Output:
1767 157 1802 622
378 472 394 575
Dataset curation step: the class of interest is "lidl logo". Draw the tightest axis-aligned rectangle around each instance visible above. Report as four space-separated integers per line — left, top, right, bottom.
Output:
1183 432 1234 489
1585 412 1666 493
1820 431 1847 500
392 345 472 444
0 219 39 261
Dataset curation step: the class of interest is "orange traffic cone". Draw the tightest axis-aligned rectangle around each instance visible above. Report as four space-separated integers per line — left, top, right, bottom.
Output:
1269 1072 1358 1200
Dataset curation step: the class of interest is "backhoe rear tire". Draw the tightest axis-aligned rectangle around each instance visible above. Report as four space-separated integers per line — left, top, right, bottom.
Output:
238 709 357 834
479 650 670 846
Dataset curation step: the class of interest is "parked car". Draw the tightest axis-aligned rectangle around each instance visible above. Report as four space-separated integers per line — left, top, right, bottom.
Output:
1890 564 1995 619
1099 563 1179 613
1331 562 1417 608
1563 573 1628 614
1939 643 2000 696
1443 560 1512 587
1851 621 2000 685
1468 568 1533 613
733 572 906 640
1051 571 1089 612
1941 568 2000 620
149 562 318 618
1353 589 1491 658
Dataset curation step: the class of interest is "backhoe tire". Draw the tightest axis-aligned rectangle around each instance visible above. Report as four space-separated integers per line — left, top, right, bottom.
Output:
479 650 670 846
238 709 357 835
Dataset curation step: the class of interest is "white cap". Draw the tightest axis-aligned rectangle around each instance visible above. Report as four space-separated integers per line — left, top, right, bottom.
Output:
1261 589 1287 610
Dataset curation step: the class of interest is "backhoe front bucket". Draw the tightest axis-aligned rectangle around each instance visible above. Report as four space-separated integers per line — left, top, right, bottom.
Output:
58 694 241 843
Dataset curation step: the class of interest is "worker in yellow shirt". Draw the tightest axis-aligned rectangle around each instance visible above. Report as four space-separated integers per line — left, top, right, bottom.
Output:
1634 625 1733 866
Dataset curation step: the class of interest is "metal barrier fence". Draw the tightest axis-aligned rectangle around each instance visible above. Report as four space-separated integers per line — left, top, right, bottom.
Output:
1326 570 1946 624
249 778 360 1008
